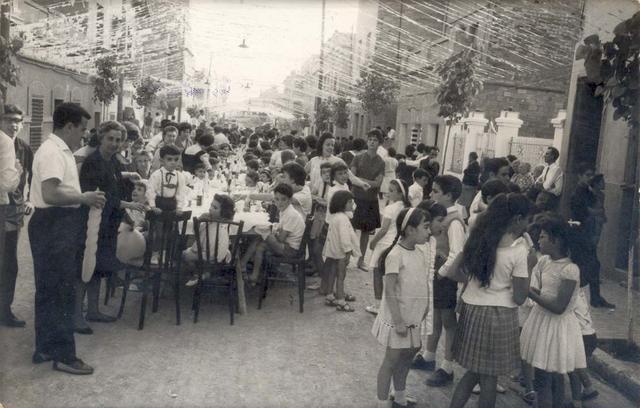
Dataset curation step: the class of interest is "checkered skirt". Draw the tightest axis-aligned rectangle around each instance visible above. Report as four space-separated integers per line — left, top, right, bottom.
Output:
453 303 520 376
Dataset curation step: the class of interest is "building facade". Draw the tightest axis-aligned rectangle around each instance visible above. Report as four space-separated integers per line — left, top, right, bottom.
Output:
560 0 640 281
388 0 583 154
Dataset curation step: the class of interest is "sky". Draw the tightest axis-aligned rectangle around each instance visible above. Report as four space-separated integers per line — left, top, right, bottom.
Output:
188 0 359 104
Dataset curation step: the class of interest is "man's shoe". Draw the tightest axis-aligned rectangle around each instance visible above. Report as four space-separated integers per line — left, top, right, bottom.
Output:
74 326 93 335
426 368 454 387
86 313 117 323
411 354 435 371
591 298 615 309
32 352 53 364
53 359 94 375
1 311 26 327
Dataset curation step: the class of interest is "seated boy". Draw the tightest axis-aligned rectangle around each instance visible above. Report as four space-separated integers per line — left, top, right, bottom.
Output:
237 183 305 285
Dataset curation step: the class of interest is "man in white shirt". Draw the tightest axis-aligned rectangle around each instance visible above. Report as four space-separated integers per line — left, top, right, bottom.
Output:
212 126 230 146
0 105 23 328
29 103 106 375
536 146 563 196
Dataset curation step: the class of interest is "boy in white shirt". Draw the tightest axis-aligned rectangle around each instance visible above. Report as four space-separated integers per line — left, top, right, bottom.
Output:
423 175 466 387
150 126 179 172
147 145 189 213
238 183 305 286
190 163 210 200
409 168 429 208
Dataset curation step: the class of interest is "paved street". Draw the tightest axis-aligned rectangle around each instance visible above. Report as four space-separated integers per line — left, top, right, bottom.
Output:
0 231 636 408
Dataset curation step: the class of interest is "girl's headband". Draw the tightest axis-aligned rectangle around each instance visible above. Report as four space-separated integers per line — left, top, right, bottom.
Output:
401 207 416 232
394 179 406 198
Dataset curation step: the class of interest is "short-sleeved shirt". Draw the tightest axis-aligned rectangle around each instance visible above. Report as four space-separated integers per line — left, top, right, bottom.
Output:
350 151 385 202
292 184 312 217
378 244 433 327
31 134 82 208
462 242 529 308
379 201 405 246
277 204 305 250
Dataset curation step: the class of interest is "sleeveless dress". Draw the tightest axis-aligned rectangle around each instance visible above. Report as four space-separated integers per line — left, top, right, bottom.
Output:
520 256 586 374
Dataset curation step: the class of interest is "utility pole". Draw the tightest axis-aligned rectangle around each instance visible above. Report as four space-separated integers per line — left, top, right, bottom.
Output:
314 0 326 135
0 2 11 106
396 0 404 75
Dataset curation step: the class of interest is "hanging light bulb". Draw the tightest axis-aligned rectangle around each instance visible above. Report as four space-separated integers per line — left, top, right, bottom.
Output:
238 38 248 49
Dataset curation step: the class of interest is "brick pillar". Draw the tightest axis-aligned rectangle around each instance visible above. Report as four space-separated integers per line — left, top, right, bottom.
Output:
461 111 488 169
550 109 566 151
494 110 523 158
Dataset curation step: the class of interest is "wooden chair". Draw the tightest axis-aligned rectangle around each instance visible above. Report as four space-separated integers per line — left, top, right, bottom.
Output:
118 210 191 330
191 217 244 325
258 217 313 313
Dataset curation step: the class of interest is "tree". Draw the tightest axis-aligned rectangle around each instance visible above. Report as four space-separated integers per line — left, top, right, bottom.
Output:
92 55 120 105
134 76 163 110
355 69 399 115
332 97 350 129
0 35 23 105
576 11 640 348
315 99 334 132
435 50 483 173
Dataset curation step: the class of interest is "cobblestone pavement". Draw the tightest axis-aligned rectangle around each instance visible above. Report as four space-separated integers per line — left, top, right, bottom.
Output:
0 232 636 408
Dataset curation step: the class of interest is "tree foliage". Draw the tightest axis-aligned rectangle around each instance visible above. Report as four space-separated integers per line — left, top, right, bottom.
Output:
576 11 640 126
435 50 483 123
332 97 350 129
92 55 120 105
134 76 164 108
0 35 24 102
315 99 333 132
356 70 399 115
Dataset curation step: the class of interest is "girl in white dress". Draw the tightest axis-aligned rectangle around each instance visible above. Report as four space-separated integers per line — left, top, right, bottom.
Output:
372 208 433 408
520 214 586 407
380 148 399 203
322 190 361 312
367 179 410 314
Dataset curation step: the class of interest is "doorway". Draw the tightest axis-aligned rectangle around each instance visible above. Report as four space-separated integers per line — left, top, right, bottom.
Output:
563 77 603 208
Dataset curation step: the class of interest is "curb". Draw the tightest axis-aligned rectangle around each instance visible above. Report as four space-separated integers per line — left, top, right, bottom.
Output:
590 348 640 403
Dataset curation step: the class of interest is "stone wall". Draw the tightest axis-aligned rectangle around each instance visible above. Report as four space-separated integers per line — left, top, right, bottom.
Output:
475 82 567 138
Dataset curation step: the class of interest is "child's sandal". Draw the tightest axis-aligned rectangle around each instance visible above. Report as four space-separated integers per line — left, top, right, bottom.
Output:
344 294 356 302
325 296 338 306
336 303 355 312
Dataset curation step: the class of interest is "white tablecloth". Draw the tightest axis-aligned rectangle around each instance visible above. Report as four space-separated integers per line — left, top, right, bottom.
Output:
184 202 271 235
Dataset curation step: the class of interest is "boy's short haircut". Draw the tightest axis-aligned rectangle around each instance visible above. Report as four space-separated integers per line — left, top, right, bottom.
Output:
178 122 192 132
135 150 152 160
367 128 384 144
274 183 293 198
198 133 214 147
417 199 448 219
133 180 147 192
433 175 462 201
320 162 332 171
330 162 349 180
159 144 181 158
245 170 260 183
282 162 306 186
246 159 260 172
162 125 178 136
280 135 294 148
260 141 271 151
413 168 430 180
280 149 296 165
351 138 366 151
243 153 258 162
485 157 510 175
481 179 509 202
293 137 307 153
329 189 354 214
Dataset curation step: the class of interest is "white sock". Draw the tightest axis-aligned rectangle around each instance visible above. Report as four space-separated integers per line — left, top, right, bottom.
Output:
441 359 454 374
394 389 407 405
377 399 391 408
422 350 436 361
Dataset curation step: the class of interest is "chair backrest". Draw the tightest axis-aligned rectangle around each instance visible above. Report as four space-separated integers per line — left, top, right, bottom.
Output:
144 211 192 270
294 216 313 259
193 217 244 267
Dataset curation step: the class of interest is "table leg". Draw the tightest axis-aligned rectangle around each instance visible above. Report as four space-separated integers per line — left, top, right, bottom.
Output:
236 265 247 315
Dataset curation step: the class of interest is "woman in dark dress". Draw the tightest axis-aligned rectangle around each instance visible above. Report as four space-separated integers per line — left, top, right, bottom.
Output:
459 152 481 211
74 121 145 331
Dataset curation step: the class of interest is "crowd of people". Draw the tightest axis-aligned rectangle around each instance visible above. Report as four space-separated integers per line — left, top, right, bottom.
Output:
0 101 613 407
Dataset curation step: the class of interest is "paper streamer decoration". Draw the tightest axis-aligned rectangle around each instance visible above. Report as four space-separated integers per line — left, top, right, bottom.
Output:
82 205 103 283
